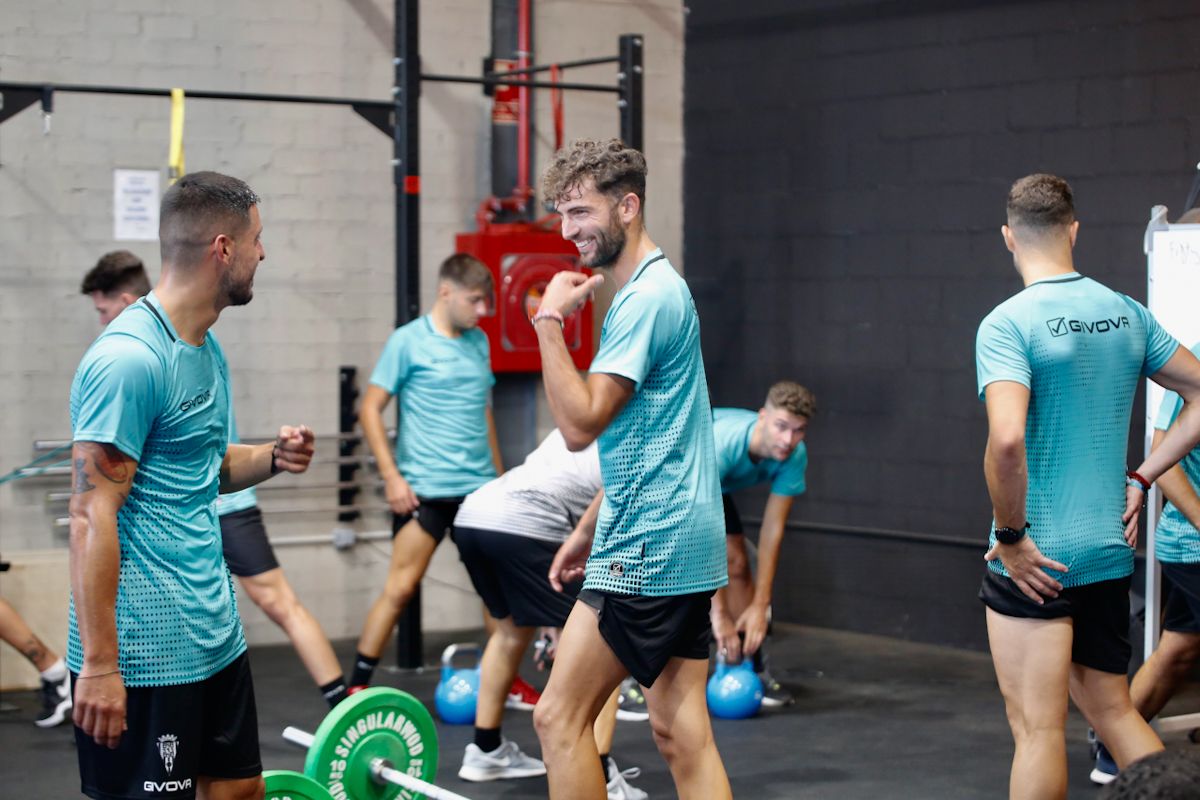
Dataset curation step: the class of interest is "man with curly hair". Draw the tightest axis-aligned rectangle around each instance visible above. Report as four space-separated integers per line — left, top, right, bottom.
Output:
529 138 731 800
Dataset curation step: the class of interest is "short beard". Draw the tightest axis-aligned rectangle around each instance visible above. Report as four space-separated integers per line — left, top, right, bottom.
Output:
220 271 254 307
586 214 627 268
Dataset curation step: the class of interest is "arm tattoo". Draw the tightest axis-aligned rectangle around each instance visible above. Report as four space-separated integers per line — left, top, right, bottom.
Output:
72 458 96 494
71 442 133 495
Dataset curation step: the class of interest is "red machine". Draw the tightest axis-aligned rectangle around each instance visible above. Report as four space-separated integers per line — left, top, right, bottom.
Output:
456 221 594 373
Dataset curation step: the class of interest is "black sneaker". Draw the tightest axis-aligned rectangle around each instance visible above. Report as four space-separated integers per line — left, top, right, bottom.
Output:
35 675 72 728
615 676 649 721
758 669 795 707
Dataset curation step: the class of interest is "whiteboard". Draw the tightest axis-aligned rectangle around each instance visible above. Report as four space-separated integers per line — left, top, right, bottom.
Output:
1143 205 1200 659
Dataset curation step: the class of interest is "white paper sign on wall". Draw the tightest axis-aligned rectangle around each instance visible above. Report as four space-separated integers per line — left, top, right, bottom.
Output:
113 169 160 241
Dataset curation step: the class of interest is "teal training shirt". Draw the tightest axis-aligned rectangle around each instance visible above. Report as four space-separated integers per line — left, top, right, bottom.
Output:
215 393 258 517
68 293 246 686
585 250 726 596
712 407 808 496
369 315 496 498
1152 341 1200 564
976 273 1178 588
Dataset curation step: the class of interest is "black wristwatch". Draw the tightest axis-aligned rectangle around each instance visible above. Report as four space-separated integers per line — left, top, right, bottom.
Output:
994 523 1030 545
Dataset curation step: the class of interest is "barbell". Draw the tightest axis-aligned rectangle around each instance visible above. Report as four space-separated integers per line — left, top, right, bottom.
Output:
279 686 474 800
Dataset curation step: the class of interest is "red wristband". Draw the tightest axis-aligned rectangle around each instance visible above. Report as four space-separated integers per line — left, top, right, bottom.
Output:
1126 470 1151 492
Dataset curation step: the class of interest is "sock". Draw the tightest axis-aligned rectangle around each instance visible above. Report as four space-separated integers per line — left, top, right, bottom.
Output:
751 645 767 674
600 753 613 778
350 653 379 687
474 726 502 753
40 657 68 682
320 677 348 708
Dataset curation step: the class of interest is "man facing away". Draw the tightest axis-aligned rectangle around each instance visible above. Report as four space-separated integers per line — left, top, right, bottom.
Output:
69 172 315 800
976 173 1200 799
529 138 732 800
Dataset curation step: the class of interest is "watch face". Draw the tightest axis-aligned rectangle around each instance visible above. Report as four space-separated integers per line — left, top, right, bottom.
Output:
995 527 1022 545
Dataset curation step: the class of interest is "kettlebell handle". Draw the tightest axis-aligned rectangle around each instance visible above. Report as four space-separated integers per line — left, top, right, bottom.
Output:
441 642 483 669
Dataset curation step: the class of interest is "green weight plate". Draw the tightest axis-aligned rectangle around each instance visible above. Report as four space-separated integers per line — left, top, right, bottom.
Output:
263 769 335 800
304 687 440 800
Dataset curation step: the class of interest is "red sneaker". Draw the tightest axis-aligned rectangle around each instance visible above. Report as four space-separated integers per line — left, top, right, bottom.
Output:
347 684 369 696
505 675 541 711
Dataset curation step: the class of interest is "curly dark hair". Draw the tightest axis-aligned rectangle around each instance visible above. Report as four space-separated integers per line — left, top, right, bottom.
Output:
542 138 647 208
766 381 817 418
80 250 150 297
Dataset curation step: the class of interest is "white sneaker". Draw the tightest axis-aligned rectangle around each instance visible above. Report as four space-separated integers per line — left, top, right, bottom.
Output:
457 739 547 782
607 758 648 800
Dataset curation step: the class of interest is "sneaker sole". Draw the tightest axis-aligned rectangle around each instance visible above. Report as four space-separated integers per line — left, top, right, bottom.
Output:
1089 767 1118 785
616 709 649 721
760 696 794 708
34 696 72 729
505 695 536 711
458 764 547 782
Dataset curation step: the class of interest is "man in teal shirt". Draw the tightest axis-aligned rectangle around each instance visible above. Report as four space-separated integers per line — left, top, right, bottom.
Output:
350 253 505 689
708 382 815 707
1092 340 1200 783
976 173 1200 798
530 138 731 800
69 172 314 800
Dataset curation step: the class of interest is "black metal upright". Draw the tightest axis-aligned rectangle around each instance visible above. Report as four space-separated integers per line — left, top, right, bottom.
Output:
618 34 643 151
394 0 424 670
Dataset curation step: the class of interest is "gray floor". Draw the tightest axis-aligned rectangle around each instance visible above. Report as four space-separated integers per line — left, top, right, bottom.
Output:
3 623 1198 798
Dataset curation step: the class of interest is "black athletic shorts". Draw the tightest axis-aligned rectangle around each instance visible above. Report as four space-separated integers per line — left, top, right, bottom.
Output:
219 506 279 578
578 588 714 688
392 497 464 544
722 494 743 536
455 526 581 628
73 651 261 800
1162 562 1200 635
979 570 1132 674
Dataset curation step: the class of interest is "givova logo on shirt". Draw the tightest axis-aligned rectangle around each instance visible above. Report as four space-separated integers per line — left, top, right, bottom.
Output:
1045 316 1129 338
179 388 212 412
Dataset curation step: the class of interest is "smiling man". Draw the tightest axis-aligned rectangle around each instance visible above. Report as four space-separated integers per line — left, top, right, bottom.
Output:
530 138 731 800
708 381 815 707
68 171 315 800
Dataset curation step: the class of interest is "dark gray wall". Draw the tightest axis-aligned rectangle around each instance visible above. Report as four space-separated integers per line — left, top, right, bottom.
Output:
685 0 1200 648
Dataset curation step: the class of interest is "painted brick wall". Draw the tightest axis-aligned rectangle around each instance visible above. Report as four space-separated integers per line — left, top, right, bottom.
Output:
685 0 1200 646
0 0 682 661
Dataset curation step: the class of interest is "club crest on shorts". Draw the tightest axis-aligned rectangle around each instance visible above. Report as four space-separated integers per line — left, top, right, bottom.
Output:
157 734 179 775
608 561 624 577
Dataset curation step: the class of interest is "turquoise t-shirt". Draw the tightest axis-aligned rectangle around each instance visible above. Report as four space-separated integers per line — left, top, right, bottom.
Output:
585 250 726 596
68 293 247 687
369 315 496 498
712 407 808 496
1153 341 1200 564
215 399 258 517
976 273 1178 588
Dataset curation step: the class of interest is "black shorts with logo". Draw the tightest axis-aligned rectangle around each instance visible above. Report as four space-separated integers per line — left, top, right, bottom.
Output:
219 506 280 578
1162 561 1200 634
73 651 261 800
392 497 465 544
578 589 715 688
979 570 1132 674
455 526 582 628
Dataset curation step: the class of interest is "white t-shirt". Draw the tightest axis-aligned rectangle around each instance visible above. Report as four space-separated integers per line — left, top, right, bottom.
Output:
454 429 601 543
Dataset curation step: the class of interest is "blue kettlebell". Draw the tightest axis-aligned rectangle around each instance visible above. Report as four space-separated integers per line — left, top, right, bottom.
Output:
706 658 764 719
435 643 481 725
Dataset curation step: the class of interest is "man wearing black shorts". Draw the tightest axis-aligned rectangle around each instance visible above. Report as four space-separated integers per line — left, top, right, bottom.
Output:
530 139 731 799
350 254 504 690
82 252 347 710
453 429 647 798
68 172 315 800
976 174 1200 797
